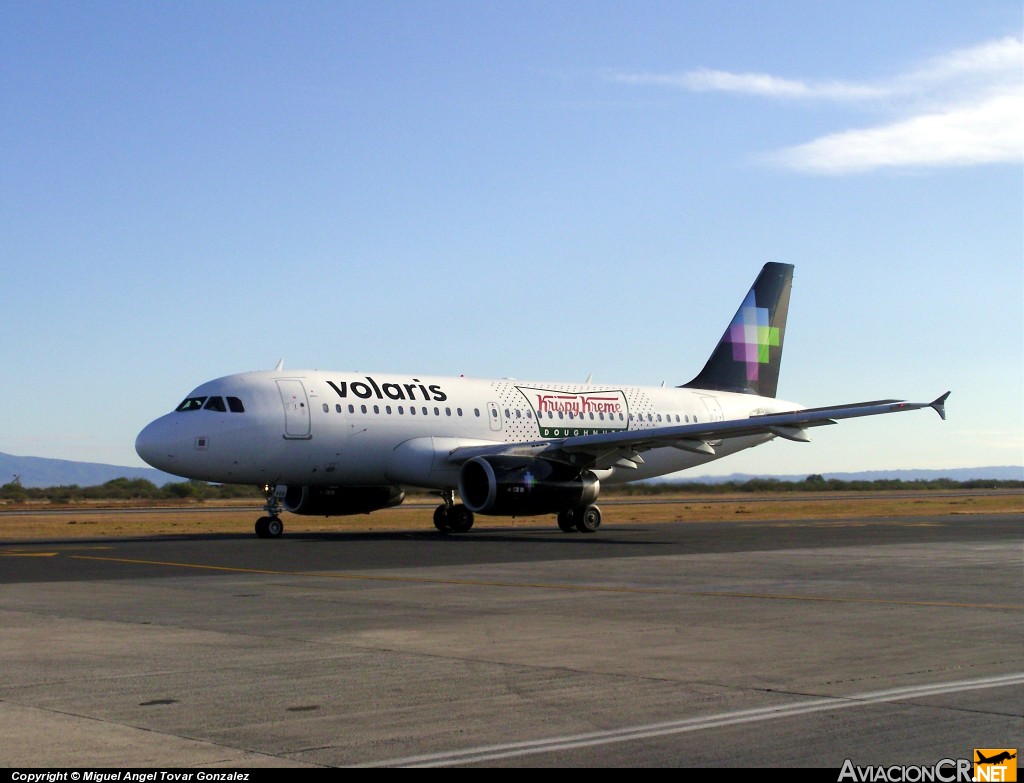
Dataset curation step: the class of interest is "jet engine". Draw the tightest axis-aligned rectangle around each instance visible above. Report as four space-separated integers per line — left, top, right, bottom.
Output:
282 485 405 516
458 456 599 516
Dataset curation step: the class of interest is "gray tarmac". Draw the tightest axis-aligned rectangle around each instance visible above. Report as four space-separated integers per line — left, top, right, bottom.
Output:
1 513 1021 767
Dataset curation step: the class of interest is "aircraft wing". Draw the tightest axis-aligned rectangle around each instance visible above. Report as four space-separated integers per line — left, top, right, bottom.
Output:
446 393 950 471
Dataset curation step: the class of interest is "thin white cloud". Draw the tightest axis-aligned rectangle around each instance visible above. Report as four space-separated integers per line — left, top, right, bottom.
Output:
613 69 885 101
772 93 1023 173
903 36 1023 89
610 36 1024 174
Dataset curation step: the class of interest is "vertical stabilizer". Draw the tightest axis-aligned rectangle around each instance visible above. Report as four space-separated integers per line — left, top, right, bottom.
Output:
681 263 793 398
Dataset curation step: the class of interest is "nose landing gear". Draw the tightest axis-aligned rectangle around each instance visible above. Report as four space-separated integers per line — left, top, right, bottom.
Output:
255 484 284 538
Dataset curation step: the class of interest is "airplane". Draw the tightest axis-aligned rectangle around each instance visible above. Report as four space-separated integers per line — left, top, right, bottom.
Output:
976 751 1016 765
135 263 949 538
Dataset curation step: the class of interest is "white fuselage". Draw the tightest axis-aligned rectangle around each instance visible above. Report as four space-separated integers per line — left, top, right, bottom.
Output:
135 369 798 489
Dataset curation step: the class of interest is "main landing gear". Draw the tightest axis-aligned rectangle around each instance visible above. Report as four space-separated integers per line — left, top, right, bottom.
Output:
557 504 602 534
255 484 284 539
434 490 474 533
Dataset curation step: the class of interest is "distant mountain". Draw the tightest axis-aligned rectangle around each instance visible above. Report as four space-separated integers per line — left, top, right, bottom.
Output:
673 466 1024 483
1 451 1021 489
0 452 183 488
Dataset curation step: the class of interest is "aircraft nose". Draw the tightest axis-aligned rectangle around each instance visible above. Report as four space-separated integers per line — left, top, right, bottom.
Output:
135 416 179 472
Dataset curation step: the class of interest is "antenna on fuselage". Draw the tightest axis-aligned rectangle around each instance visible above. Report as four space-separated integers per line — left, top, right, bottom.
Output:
584 373 593 384
274 358 284 371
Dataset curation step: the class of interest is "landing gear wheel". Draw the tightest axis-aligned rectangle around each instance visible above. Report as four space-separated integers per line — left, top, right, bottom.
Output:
557 509 577 532
448 504 474 533
255 516 284 538
575 505 602 533
433 504 452 533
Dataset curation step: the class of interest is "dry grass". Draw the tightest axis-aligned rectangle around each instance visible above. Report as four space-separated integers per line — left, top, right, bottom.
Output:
0 491 1020 540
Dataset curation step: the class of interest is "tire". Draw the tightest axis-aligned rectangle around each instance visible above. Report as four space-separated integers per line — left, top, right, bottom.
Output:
254 517 271 538
575 505 602 533
449 504 474 533
433 505 451 533
557 509 576 532
266 517 284 537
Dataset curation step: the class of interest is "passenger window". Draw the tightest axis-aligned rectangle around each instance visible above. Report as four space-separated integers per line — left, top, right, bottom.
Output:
348 405 355 414
411 407 416 415
457 408 463 416
422 407 428 416
434 407 440 416
176 397 207 412
360 405 367 414
336 404 342 413
446 407 452 416
398 406 404 414
386 405 392 414
373 405 380 414
322 403 329 413
474 408 480 417
203 396 227 412
227 397 245 413
504 409 511 418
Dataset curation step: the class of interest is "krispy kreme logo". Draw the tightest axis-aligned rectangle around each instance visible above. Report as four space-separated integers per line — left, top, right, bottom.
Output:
517 386 629 437
536 392 622 415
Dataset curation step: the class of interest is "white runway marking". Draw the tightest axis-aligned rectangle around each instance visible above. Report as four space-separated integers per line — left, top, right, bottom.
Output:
358 673 1024 767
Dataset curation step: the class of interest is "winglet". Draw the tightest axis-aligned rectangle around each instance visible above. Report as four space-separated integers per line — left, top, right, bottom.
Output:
930 391 950 420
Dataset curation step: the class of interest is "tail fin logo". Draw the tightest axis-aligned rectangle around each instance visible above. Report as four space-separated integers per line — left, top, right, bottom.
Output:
727 290 781 382
681 262 792 398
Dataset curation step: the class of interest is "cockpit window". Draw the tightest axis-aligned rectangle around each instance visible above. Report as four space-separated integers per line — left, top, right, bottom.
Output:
176 397 207 412
203 396 227 412
227 396 245 413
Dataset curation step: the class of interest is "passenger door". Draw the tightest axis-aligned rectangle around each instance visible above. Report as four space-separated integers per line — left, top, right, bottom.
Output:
277 380 311 439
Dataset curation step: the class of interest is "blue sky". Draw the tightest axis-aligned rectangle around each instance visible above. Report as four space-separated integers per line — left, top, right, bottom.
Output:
2 1 1021 477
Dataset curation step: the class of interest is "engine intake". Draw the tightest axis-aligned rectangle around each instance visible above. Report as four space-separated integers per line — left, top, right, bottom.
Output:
458 456 599 516
282 485 405 516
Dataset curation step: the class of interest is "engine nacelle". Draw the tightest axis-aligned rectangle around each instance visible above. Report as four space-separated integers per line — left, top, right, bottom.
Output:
282 485 405 516
458 456 599 516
